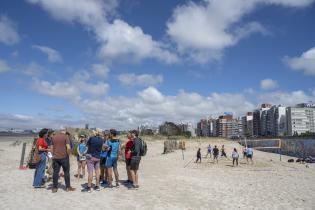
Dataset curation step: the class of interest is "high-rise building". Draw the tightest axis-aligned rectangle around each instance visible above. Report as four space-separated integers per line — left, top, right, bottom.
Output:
196 118 216 137
265 105 286 136
260 109 269 136
242 112 253 137
215 114 240 137
286 103 315 136
274 106 287 136
253 104 272 136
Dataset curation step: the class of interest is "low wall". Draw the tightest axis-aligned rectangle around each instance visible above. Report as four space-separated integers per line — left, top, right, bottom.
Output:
280 138 315 158
239 138 315 158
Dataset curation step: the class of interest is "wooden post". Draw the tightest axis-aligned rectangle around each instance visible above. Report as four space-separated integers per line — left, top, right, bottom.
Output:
19 142 27 169
279 139 282 161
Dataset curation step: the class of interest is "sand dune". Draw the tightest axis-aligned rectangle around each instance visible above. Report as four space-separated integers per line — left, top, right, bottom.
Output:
0 137 314 210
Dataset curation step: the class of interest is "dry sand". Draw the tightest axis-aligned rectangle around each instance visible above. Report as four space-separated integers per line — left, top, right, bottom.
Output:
0 137 314 210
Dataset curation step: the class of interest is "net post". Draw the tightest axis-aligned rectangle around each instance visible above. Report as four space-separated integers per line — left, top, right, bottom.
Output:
19 142 27 170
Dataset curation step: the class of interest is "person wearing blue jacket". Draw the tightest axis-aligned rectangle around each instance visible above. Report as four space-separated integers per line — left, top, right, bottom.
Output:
105 129 121 188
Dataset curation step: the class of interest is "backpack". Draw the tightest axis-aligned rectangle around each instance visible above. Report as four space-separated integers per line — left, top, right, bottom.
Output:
139 138 147 156
33 139 41 164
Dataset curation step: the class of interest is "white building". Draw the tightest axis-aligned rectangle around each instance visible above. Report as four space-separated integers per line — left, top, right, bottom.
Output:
286 106 315 136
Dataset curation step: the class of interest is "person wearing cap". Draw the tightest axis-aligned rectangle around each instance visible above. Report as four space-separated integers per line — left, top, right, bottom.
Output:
105 129 121 188
75 135 87 179
82 129 103 192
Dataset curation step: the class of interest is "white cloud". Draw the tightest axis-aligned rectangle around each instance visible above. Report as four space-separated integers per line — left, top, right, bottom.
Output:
33 79 80 100
27 0 178 64
23 62 43 76
0 59 10 73
32 45 63 63
167 0 314 63
26 0 115 25
260 78 279 90
0 15 20 45
258 90 315 106
16 80 315 129
0 113 83 129
97 19 178 63
118 73 163 87
75 88 315 129
92 63 110 78
283 47 315 76
33 71 109 101
138 86 165 104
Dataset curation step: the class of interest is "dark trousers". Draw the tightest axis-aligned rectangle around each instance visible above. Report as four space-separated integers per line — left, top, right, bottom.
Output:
196 156 201 163
53 156 70 188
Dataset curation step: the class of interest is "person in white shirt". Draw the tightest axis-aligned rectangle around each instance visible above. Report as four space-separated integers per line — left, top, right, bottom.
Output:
205 144 212 158
232 148 239 167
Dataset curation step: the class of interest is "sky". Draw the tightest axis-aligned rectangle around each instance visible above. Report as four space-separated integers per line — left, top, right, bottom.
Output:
0 0 315 130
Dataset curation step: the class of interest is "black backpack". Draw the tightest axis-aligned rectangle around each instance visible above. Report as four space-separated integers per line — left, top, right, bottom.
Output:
133 138 147 157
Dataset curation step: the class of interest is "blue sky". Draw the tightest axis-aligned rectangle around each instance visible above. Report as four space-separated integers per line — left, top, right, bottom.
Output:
0 0 315 129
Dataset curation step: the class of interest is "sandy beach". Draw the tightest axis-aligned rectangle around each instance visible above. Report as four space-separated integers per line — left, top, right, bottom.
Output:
0 136 314 210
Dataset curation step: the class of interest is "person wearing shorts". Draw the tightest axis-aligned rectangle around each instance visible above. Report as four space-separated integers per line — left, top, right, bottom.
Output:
81 130 103 193
75 135 87 179
123 132 134 185
130 130 142 188
105 129 120 188
246 146 254 164
232 148 239 167
243 146 248 159
213 145 219 164
100 133 109 185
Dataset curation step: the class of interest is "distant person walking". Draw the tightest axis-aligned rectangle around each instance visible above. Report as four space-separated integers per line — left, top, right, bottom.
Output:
76 135 87 179
213 145 219 163
221 145 227 158
205 144 212 158
232 148 239 167
246 146 254 164
130 130 142 189
33 128 49 188
82 130 103 192
51 130 75 193
105 129 121 188
243 146 248 159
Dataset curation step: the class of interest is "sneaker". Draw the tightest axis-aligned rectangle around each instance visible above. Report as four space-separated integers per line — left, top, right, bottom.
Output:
81 187 91 193
123 180 131 184
52 188 58 193
94 186 100 191
66 187 76 192
100 180 107 185
115 182 120 187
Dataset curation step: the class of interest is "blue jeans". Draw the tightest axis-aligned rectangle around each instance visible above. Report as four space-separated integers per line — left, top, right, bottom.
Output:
33 153 47 187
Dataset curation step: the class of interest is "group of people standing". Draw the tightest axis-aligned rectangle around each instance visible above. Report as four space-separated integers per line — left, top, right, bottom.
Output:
32 128 143 193
196 144 254 166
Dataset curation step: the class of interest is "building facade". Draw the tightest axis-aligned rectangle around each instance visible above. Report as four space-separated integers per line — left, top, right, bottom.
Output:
286 105 315 136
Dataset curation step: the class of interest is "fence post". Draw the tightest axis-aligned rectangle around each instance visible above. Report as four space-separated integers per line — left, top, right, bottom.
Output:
19 142 27 169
